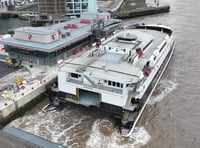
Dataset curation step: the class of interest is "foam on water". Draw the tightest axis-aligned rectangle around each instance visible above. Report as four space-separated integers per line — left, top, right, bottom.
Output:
9 109 91 147
129 126 151 146
148 80 177 105
9 109 151 148
86 119 151 148
7 81 176 148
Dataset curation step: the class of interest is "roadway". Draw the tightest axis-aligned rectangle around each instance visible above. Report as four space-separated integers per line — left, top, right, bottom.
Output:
0 62 17 79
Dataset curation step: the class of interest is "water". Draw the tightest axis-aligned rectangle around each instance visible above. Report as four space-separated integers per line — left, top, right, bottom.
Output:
7 0 200 147
0 18 30 34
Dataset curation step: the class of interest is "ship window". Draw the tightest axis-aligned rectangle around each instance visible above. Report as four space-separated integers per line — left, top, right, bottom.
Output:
126 84 129 87
108 81 111 85
109 47 111 50
154 56 156 61
71 73 79 78
121 84 123 88
112 82 116 86
146 61 150 67
104 80 107 83
117 82 120 87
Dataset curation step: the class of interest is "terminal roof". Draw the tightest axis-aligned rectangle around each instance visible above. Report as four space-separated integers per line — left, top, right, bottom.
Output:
0 18 120 53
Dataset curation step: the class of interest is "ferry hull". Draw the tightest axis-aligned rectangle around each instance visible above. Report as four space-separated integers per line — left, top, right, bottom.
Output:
46 25 175 137
121 41 175 137
47 40 174 135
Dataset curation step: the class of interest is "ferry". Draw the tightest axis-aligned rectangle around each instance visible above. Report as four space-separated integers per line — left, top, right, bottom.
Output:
47 24 175 137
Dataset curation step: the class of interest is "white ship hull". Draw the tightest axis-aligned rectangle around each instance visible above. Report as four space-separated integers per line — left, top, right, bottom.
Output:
47 24 175 136
121 40 175 137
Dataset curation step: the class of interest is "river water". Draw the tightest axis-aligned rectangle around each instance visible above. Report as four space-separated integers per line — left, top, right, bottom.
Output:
0 17 30 34
6 0 200 147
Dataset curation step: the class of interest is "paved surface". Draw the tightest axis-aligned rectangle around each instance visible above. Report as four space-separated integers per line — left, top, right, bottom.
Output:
0 62 17 78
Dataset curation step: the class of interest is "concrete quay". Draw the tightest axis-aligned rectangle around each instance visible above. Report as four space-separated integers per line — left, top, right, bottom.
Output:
113 5 170 19
98 0 124 12
0 65 57 125
99 0 170 19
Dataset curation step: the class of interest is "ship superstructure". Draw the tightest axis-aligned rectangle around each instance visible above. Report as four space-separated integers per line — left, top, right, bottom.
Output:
48 24 175 136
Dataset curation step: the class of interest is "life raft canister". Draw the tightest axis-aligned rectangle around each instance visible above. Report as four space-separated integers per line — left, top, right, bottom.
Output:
144 68 152 76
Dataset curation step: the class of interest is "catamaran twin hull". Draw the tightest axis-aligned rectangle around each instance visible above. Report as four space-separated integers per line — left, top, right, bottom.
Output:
47 24 175 137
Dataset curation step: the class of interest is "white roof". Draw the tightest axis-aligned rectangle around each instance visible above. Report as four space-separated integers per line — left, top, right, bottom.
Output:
60 28 167 84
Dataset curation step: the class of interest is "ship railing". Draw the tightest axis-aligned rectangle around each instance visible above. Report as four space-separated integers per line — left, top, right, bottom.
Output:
127 53 136 63
91 48 106 57
89 48 98 56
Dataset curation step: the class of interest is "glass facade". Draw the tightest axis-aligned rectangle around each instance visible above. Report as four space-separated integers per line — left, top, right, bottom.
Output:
66 0 97 16
38 0 66 15
5 36 90 66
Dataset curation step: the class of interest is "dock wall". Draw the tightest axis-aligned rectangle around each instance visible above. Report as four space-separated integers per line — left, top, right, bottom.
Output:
0 73 57 126
113 5 170 19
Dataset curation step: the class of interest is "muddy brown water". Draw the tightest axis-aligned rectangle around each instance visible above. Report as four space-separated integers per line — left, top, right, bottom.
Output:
7 0 200 147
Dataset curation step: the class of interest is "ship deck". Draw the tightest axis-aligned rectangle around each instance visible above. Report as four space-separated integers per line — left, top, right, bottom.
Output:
61 28 168 84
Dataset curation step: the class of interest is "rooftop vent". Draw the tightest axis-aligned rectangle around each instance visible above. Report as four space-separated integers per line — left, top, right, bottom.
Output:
61 34 66 38
66 32 71 36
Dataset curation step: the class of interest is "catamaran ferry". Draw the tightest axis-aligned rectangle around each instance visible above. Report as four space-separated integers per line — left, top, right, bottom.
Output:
47 24 175 137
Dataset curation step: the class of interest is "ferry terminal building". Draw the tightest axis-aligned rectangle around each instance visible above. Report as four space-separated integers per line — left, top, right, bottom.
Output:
0 12 121 66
